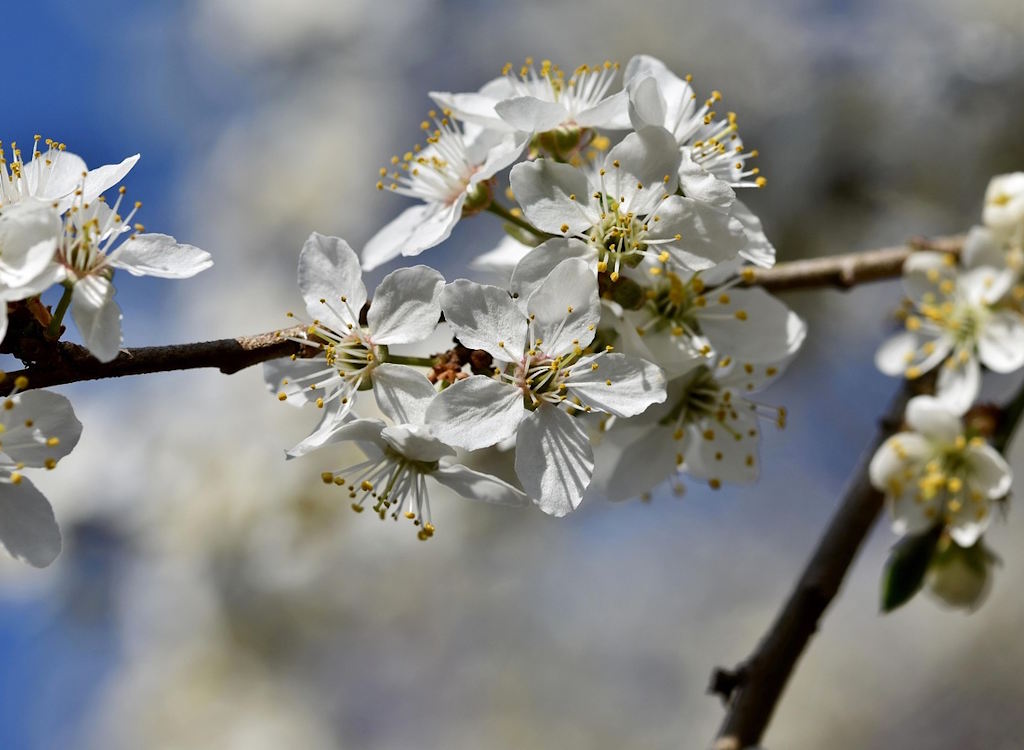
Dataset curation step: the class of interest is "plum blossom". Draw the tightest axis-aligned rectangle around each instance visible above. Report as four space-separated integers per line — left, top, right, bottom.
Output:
589 349 798 502
0 201 64 342
510 127 753 277
426 258 666 516
869 396 1011 547
315 364 527 540
266 232 443 457
623 55 764 208
363 112 523 270
982 172 1024 237
52 186 213 362
0 383 83 567
617 268 806 378
431 58 630 140
875 251 1024 414
0 135 138 212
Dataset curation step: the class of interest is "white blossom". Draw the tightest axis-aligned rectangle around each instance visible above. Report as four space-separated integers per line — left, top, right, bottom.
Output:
0 384 82 567
266 232 443 457
875 251 1024 414
363 113 523 270
53 188 213 362
0 135 138 212
623 54 764 207
431 58 630 139
316 363 527 539
510 127 754 276
0 201 64 342
590 349 797 502
426 258 666 516
869 396 1011 547
616 268 806 378
982 172 1024 237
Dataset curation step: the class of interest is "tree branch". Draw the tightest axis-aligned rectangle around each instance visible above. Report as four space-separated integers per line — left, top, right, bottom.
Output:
0 326 312 396
744 234 964 293
710 369 1024 749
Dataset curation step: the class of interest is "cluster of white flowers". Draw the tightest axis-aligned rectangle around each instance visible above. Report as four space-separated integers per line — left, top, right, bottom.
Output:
269 56 807 538
0 137 213 565
872 172 1024 608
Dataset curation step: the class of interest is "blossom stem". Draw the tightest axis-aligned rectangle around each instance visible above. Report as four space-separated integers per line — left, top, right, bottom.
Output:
383 354 438 368
485 202 554 240
46 285 74 340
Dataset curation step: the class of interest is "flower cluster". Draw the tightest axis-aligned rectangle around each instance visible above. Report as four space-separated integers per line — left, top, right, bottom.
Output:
0 138 213 565
269 56 806 538
872 172 1024 609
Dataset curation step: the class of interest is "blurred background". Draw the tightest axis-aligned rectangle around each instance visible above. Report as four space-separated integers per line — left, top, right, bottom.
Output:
2 1 1024 748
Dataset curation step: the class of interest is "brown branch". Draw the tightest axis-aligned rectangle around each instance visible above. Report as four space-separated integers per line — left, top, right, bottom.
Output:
0 325 312 396
709 380 923 749
744 234 964 293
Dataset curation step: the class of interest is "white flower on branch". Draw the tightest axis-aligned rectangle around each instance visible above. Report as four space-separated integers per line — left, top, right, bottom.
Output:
316 363 527 540
0 202 64 341
510 127 758 275
982 172 1024 238
0 135 138 212
426 258 666 516
431 58 629 139
869 396 1011 547
623 54 765 207
0 383 82 567
875 251 1024 414
53 187 213 362
363 113 523 270
266 232 443 457
617 268 806 378
590 349 799 502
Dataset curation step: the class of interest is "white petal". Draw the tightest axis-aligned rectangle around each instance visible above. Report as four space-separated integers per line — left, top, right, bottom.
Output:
0 390 82 467
902 251 955 302
591 422 679 502
361 199 464 271
526 258 600 355
285 398 355 459
432 463 529 506
298 232 366 331
627 76 667 130
381 424 454 462
959 265 1013 306
470 130 528 182
624 55 693 118
71 276 122 362
494 96 569 133
430 83 514 131
868 432 931 490
509 159 597 235
905 395 963 443
567 353 666 417
440 279 525 362
677 150 735 210
978 311 1024 373
471 235 534 276
515 405 594 517
108 234 212 278
23 150 87 203
962 226 1006 270
575 90 630 129
0 201 60 288
426 376 525 450
701 289 806 363
965 444 1012 500
888 488 940 539
510 238 594 311
934 356 981 416
0 479 61 567
366 265 444 345
732 199 776 268
875 331 940 377
648 195 746 270
372 363 436 426
603 127 681 209
79 154 140 204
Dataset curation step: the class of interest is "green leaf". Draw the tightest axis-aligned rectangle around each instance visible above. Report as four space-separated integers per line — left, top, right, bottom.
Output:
881 524 943 613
